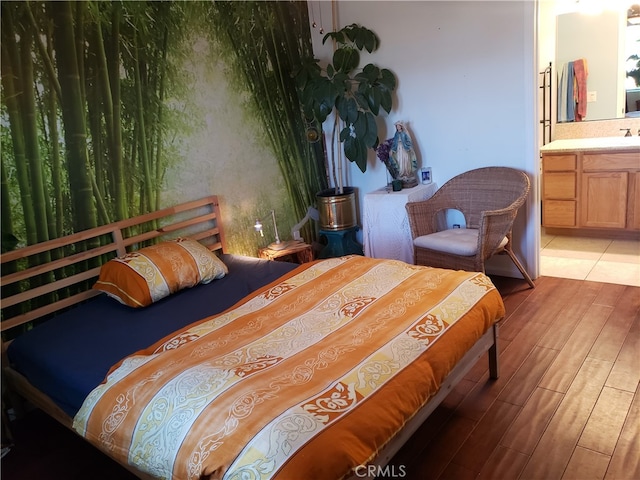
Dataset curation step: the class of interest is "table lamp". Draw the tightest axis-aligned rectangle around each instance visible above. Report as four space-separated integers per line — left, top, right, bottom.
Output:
254 210 287 250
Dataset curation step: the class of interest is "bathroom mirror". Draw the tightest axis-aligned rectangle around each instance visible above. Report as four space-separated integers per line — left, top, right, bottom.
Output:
555 7 640 122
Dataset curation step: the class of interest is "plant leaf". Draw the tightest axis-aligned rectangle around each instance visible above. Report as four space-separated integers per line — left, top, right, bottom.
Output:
354 90 369 111
353 28 365 50
336 96 348 121
353 111 367 137
363 112 378 147
333 72 350 94
368 88 381 115
343 135 368 173
343 23 359 43
355 65 377 85
364 29 378 53
380 89 392 114
315 78 337 106
344 133 357 160
345 97 359 123
355 138 368 172
380 69 397 91
340 126 351 142
314 101 332 123
333 47 359 73
326 63 334 78
323 30 346 45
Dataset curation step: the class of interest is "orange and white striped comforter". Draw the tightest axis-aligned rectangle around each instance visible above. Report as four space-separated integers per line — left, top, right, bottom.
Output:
73 256 505 480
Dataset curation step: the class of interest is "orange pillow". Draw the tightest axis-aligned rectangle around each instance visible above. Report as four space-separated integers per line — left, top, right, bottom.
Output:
93 238 227 307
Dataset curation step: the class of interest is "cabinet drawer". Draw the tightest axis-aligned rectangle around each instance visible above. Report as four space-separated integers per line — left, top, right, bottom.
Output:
543 154 576 171
544 172 576 199
583 152 640 171
543 200 576 227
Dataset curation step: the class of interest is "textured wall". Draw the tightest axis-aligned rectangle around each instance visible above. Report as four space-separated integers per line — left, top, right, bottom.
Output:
161 35 291 256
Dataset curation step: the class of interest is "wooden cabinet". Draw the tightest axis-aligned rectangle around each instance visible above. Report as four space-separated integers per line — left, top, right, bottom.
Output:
542 148 640 233
542 154 577 227
630 172 640 230
580 171 628 228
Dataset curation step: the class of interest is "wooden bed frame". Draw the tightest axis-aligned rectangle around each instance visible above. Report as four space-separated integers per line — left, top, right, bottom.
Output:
1 195 499 480
1 196 225 422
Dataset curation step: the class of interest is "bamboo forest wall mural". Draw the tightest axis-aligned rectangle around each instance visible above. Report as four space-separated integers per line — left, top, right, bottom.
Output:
1 0 327 257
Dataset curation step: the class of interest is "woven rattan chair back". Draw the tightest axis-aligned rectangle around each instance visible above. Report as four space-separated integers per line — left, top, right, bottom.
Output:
406 167 535 288
433 167 529 229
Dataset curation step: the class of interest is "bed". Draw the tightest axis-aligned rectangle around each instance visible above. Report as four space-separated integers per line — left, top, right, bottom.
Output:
1 195 505 480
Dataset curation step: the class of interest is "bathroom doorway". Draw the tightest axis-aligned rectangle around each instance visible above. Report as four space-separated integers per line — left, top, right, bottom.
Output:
536 2 640 287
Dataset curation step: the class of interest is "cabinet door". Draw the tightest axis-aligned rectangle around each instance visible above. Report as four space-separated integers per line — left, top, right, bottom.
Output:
580 172 628 229
629 172 640 231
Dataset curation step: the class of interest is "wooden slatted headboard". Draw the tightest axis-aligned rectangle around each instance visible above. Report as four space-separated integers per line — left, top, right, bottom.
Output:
1 195 226 344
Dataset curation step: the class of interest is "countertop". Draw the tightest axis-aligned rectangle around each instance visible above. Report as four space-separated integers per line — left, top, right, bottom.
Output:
540 136 640 153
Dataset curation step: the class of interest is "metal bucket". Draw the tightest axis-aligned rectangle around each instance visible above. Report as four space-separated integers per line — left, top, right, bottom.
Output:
316 187 357 230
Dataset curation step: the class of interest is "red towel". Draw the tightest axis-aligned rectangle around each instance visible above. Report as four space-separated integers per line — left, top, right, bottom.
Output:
573 59 588 121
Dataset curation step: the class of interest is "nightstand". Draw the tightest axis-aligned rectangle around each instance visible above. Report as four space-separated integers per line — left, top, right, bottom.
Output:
258 241 314 264
362 183 437 264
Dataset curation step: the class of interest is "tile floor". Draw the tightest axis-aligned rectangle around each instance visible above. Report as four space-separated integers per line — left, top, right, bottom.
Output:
540 228 640 287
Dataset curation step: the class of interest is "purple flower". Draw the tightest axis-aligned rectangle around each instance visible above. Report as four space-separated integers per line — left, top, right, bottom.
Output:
376 138 393 163
376 137 399 179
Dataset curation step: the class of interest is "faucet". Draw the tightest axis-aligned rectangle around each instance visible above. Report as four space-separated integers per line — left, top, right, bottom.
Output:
620 128 632 137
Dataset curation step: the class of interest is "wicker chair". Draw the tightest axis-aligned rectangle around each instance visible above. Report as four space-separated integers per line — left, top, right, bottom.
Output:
405 166 535 288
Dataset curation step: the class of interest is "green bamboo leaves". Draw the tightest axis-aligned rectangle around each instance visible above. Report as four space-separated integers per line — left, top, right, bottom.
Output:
1 1 186 248
1 0 327 253
295 23 397 173
208 1 327 243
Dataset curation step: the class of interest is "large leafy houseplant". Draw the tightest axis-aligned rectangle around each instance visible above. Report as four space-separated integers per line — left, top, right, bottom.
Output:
295 24 397 194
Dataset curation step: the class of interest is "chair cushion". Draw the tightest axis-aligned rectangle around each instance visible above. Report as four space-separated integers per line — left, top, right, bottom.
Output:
413 228 507 256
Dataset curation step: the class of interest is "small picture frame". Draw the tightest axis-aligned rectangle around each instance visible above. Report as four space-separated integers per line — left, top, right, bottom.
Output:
420 167 432 185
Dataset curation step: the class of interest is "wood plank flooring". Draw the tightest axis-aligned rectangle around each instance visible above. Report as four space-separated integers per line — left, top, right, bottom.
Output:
392 275 640 480
1 275 639 479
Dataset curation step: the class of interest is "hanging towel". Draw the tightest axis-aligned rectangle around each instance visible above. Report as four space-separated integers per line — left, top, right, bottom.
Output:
566 61 575 122
558 63 569 123
573 58 588 121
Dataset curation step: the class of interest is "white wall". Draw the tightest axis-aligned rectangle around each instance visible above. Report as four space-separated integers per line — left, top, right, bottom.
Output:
310 1 539 279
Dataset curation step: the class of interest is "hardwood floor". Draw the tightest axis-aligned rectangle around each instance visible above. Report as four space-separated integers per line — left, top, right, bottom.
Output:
1 275 638 479
393 275 640 480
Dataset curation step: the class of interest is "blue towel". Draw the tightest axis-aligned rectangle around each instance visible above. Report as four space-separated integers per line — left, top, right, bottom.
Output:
557 63 569 122
566 61 575 122
557 62 576 122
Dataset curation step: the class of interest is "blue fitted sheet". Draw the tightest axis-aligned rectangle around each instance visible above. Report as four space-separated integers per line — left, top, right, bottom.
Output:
7 254 299 417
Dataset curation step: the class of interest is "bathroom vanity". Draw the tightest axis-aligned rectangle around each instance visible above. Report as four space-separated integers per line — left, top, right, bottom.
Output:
540 137 640 234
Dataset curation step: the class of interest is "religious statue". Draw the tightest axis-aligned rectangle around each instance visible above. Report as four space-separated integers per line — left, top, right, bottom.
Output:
390 121 418 188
